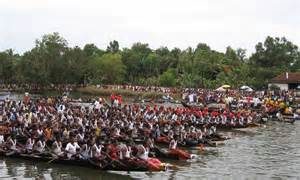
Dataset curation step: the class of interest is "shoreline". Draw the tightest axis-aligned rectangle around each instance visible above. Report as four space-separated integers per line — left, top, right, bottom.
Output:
0 85 182 101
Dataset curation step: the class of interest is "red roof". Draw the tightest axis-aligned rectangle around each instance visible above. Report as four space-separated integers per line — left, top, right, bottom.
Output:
270 72 300 84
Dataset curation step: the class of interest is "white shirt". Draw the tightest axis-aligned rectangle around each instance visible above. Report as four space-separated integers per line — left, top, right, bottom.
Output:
35 140 45 153
0 135 4 144
26 138 34 150
53 141 62 155
138 145 148 160
169 140 177 150
65 142 80 159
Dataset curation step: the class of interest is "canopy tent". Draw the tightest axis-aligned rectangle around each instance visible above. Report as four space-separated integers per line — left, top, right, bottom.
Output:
221 85 231 89
240 85 253 92
215 87 226 92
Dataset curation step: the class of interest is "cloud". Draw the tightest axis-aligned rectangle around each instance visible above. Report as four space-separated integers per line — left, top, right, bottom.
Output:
1 0 300 56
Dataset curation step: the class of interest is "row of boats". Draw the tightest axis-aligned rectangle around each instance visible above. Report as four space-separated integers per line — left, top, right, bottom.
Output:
0 92 298 172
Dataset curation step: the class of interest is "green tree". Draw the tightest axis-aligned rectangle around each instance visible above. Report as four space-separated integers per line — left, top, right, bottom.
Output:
107 40 119 53
20 32 68 84
0 49 18 83
250 36 299 69
83 43 104 57
89 53 126 84
159 69 176 87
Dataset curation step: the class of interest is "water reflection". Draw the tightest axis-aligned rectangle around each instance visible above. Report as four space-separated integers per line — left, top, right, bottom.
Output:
1 122 300 179
0 158 132 180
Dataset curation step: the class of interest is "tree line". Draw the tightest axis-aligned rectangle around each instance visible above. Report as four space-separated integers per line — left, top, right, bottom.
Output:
0 32 299 89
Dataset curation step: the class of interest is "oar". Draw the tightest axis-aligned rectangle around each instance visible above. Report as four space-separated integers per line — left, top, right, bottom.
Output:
205 139 216 147
45 145 63 164
47 151 61 164
47 158 57 164
101 151 128 169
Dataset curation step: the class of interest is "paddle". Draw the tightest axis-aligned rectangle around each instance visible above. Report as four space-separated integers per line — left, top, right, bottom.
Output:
204 139 216 147
45 145 65 164
101 151 128 169
47 156 58 164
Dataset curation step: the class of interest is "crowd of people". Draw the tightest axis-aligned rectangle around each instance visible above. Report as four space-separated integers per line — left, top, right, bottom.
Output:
0 84 84 93
97 84 176 94
0 90 261 163
0 85 299 170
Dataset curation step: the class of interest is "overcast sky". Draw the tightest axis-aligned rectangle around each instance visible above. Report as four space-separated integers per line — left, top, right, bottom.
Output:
1 0 300 55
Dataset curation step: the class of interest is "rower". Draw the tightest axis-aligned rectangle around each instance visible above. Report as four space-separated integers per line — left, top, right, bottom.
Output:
25 135 35 153
137 144 149 160
116 143 126 160
5 136 17 151
209 126 217 135
76 131 85 143
44 126 52 141
145 137 154 149
169 138 177 150
168 130 174 140
36 126 43 138
52 139 63 156
153 124 160 139
65 138 80 159
91 142 103 159
34 137 46 154
80 143 91 160
123 144 131 159
0 134 4 145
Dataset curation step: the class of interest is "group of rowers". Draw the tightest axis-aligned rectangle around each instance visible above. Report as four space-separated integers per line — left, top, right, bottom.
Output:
0 92 269 165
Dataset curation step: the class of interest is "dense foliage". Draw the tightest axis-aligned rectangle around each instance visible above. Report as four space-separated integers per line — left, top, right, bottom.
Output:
0 33 299 89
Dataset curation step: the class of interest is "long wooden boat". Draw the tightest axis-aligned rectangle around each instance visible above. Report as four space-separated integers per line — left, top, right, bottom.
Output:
0 150 169 172
266 113 295 123
152 147 193 160
277 115 296 124
215 122 261 129
155 136 226 148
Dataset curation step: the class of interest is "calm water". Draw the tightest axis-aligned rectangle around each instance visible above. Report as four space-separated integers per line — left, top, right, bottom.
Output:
0 122 299 180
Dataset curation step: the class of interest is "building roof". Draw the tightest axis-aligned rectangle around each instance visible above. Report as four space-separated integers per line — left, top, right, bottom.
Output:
270 72 300 84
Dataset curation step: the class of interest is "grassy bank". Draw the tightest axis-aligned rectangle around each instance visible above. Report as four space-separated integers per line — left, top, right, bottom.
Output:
76 86 179 100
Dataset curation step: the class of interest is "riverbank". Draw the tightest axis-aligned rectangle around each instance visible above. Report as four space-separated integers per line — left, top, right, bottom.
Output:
76 86 181 100
0 85 181 101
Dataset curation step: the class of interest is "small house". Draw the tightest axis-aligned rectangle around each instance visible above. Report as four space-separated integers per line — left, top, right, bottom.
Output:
268 72 300 90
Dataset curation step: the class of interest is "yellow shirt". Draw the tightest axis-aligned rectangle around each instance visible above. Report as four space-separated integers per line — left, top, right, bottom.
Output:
95 128 101 137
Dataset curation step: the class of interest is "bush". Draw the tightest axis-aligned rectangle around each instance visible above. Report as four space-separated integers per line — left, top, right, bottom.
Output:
159 69 176 87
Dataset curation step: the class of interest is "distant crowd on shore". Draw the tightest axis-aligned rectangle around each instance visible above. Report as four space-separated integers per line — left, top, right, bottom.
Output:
0 84 85 92
0 84 299 107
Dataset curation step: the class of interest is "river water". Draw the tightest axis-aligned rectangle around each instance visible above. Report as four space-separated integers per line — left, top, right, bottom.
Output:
0 121 299 180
